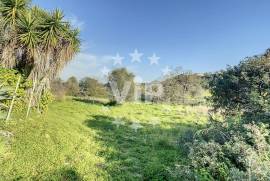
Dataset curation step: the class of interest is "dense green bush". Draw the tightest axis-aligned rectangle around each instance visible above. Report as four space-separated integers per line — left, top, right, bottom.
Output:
174 121 270 180
79 77 108 98
162 71 205 105
38 90 53 113
0 85 10 119
50 78 67 101
0 68 30 117
206 49 270 118
0 67 53 118
175 49 270 181
65 77 80 96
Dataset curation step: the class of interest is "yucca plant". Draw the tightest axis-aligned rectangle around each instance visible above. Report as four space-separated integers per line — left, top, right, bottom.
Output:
0 0 80 105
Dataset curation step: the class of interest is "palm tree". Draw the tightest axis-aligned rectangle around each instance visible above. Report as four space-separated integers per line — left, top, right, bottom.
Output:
0 0 29 68
0 0 80 105
33 9 80 98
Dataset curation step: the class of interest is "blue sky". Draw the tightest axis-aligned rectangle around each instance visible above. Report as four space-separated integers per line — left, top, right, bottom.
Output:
33 0 270 82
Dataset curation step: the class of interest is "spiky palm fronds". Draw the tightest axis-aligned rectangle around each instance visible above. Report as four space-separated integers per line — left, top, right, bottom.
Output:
18 12 39 52
39 9 66 50
0 0 29 68
0 0 81 104
0 0 30 28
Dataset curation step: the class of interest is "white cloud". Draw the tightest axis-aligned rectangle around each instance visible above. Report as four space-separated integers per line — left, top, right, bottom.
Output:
66 15 85 30
134 76 143 83
61 53 114 80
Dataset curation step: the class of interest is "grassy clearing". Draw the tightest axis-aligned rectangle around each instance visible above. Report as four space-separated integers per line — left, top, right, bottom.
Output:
0 99 208 180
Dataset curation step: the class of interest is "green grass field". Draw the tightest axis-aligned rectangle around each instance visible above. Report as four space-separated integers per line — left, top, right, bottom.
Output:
0 99 208 180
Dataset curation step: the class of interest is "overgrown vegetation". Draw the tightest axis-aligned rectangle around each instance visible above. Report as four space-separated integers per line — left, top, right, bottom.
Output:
65 77 80 97
1 1 270 180
206 49 270 118
0 68 31 119
161 70 205 105
173 49 270 180
79 77 108 98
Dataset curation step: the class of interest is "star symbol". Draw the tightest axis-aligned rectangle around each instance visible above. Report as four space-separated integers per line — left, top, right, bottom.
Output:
148 53 160 65
129 49 143 63
129 121 143 132
162 66 171 76
101 66 110 76
112 118 125 128
113 53 124 66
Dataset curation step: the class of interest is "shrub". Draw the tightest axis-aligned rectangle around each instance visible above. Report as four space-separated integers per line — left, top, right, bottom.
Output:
79 77 108 98
177 129 195 155
39 91 54 113
206 49 270 118
65 77 80 96
174 121 270 180
0 67 53 118
162 70 205 105
108 68 135 103
50 78 66 101
0 68 30 117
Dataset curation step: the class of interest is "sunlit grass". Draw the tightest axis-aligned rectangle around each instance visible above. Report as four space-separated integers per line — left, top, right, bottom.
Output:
0 99 208 180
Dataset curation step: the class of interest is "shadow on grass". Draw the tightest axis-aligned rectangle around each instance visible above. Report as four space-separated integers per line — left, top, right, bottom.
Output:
73 97 108 105
11 168 83 181
73 97 121 107
84 115 199 180
42 168 83 181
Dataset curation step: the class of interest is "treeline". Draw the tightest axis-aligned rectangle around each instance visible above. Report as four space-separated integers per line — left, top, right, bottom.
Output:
55 68 206 105
51 77 108 100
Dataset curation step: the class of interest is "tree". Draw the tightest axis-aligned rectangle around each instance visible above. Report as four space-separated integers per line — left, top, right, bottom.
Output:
108 68 135 103
0 0 80 105
51 78 66 100
64 76 79 96
79 77 107 98
206 49 270 119
162 69 204 104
